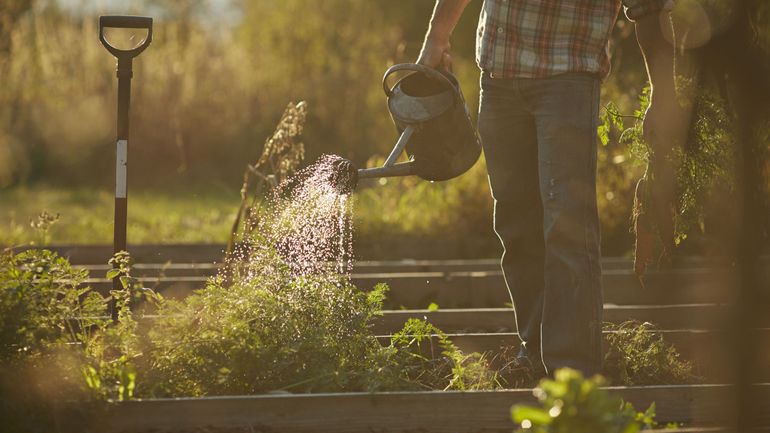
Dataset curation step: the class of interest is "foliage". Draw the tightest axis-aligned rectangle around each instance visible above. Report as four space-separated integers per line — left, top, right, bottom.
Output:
511 368 657 433
0 248 107 431
146 261 388 395
84 251 162 401
0 0 664 256
601 83 737 247
0 246 501 410
27 210 59 246
603 321 698 386
0 248 104 362
0 0 672 256
384 318 499 391
146 256 499 395
675 90 737 240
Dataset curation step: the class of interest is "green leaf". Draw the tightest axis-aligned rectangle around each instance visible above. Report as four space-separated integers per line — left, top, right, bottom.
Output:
511 405 552 425
427 302 439 312
598 122 610 146
106 269 121 279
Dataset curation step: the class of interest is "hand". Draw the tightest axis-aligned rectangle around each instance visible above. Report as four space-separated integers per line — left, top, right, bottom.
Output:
417 37 453 73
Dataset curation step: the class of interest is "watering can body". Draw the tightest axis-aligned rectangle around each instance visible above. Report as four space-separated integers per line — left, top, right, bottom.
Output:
355 64 481 183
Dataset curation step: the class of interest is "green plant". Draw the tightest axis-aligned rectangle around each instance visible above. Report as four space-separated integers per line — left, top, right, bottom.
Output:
600 83 737 247
603 321 698 386
0 247 161 404
511 368 657 433
0 248 105 362
0 248 109 431
82 251 161 401
28 211 60 246
384 317 499 391
146 247 499 396
146 259 388 395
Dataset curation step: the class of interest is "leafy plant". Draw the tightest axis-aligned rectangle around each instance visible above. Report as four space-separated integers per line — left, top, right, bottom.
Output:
0 248 104 362
0 248 161 405
146 260 387 395
383 317 499 391
82 251 161 401
0 248 109 431
603 321 698 386
600 83 737 247
145 249 499 396
512 368 657 433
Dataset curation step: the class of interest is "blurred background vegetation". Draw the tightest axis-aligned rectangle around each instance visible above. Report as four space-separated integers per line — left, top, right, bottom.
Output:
1 0 767 257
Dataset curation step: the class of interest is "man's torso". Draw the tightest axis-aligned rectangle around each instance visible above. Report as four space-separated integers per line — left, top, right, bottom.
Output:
476 0 623 79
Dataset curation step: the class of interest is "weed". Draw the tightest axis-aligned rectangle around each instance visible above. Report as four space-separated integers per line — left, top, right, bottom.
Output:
28 211 60 246
382 318 499 391
228 102 307 253
603 321 698 386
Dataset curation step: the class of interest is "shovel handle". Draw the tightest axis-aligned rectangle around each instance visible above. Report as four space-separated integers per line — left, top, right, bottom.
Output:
99 15 153 59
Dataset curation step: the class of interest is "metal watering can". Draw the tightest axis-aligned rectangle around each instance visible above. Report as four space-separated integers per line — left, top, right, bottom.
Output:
334 63 481 191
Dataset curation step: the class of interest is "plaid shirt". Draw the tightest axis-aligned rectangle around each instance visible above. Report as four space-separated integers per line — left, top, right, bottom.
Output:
476 0 669 79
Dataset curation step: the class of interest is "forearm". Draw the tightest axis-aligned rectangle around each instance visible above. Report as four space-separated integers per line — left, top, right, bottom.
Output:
423 0 473 45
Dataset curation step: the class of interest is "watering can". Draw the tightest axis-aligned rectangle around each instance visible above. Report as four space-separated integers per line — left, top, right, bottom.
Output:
333 63 481 192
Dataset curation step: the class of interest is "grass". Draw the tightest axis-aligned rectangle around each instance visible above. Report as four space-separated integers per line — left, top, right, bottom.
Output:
0 186 239 246
0 158 495 248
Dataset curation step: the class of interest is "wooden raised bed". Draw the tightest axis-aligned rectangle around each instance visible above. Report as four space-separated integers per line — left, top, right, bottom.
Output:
63 384 770 433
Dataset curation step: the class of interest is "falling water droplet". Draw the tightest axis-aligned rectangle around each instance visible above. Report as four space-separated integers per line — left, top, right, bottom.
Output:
223 154 356 286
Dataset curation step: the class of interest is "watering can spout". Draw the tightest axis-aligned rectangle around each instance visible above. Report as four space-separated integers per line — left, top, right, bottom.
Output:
357 161 416 180
329 159 416 195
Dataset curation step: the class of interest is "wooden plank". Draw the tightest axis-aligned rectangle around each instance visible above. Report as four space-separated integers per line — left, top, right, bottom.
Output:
76 257 746 276
81 267 742 307
373 304 749 334
84 262 221 278
351 268 740 307
20 244 760 268
109 303 762 339
69 384 769 433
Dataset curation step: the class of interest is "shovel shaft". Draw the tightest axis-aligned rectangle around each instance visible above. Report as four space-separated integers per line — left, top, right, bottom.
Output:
99 14 152 322
112 57 133 321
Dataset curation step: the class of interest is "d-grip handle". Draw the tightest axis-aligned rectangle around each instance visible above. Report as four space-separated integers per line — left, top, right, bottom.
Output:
382 63 457 98
99 15 153 58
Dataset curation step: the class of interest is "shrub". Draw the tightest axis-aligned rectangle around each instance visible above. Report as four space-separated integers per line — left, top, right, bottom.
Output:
0 248 108 431
0 248 105 362
145 253 500 395
146 263 390 395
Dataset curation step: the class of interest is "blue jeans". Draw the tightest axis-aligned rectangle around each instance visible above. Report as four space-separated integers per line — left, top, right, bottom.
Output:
478 71 603 375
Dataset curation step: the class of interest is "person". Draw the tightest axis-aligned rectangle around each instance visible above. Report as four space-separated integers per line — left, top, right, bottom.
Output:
417 0 673 377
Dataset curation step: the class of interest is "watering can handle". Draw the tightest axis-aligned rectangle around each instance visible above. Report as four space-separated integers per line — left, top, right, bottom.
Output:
99 15 153 59
382 63 457 98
